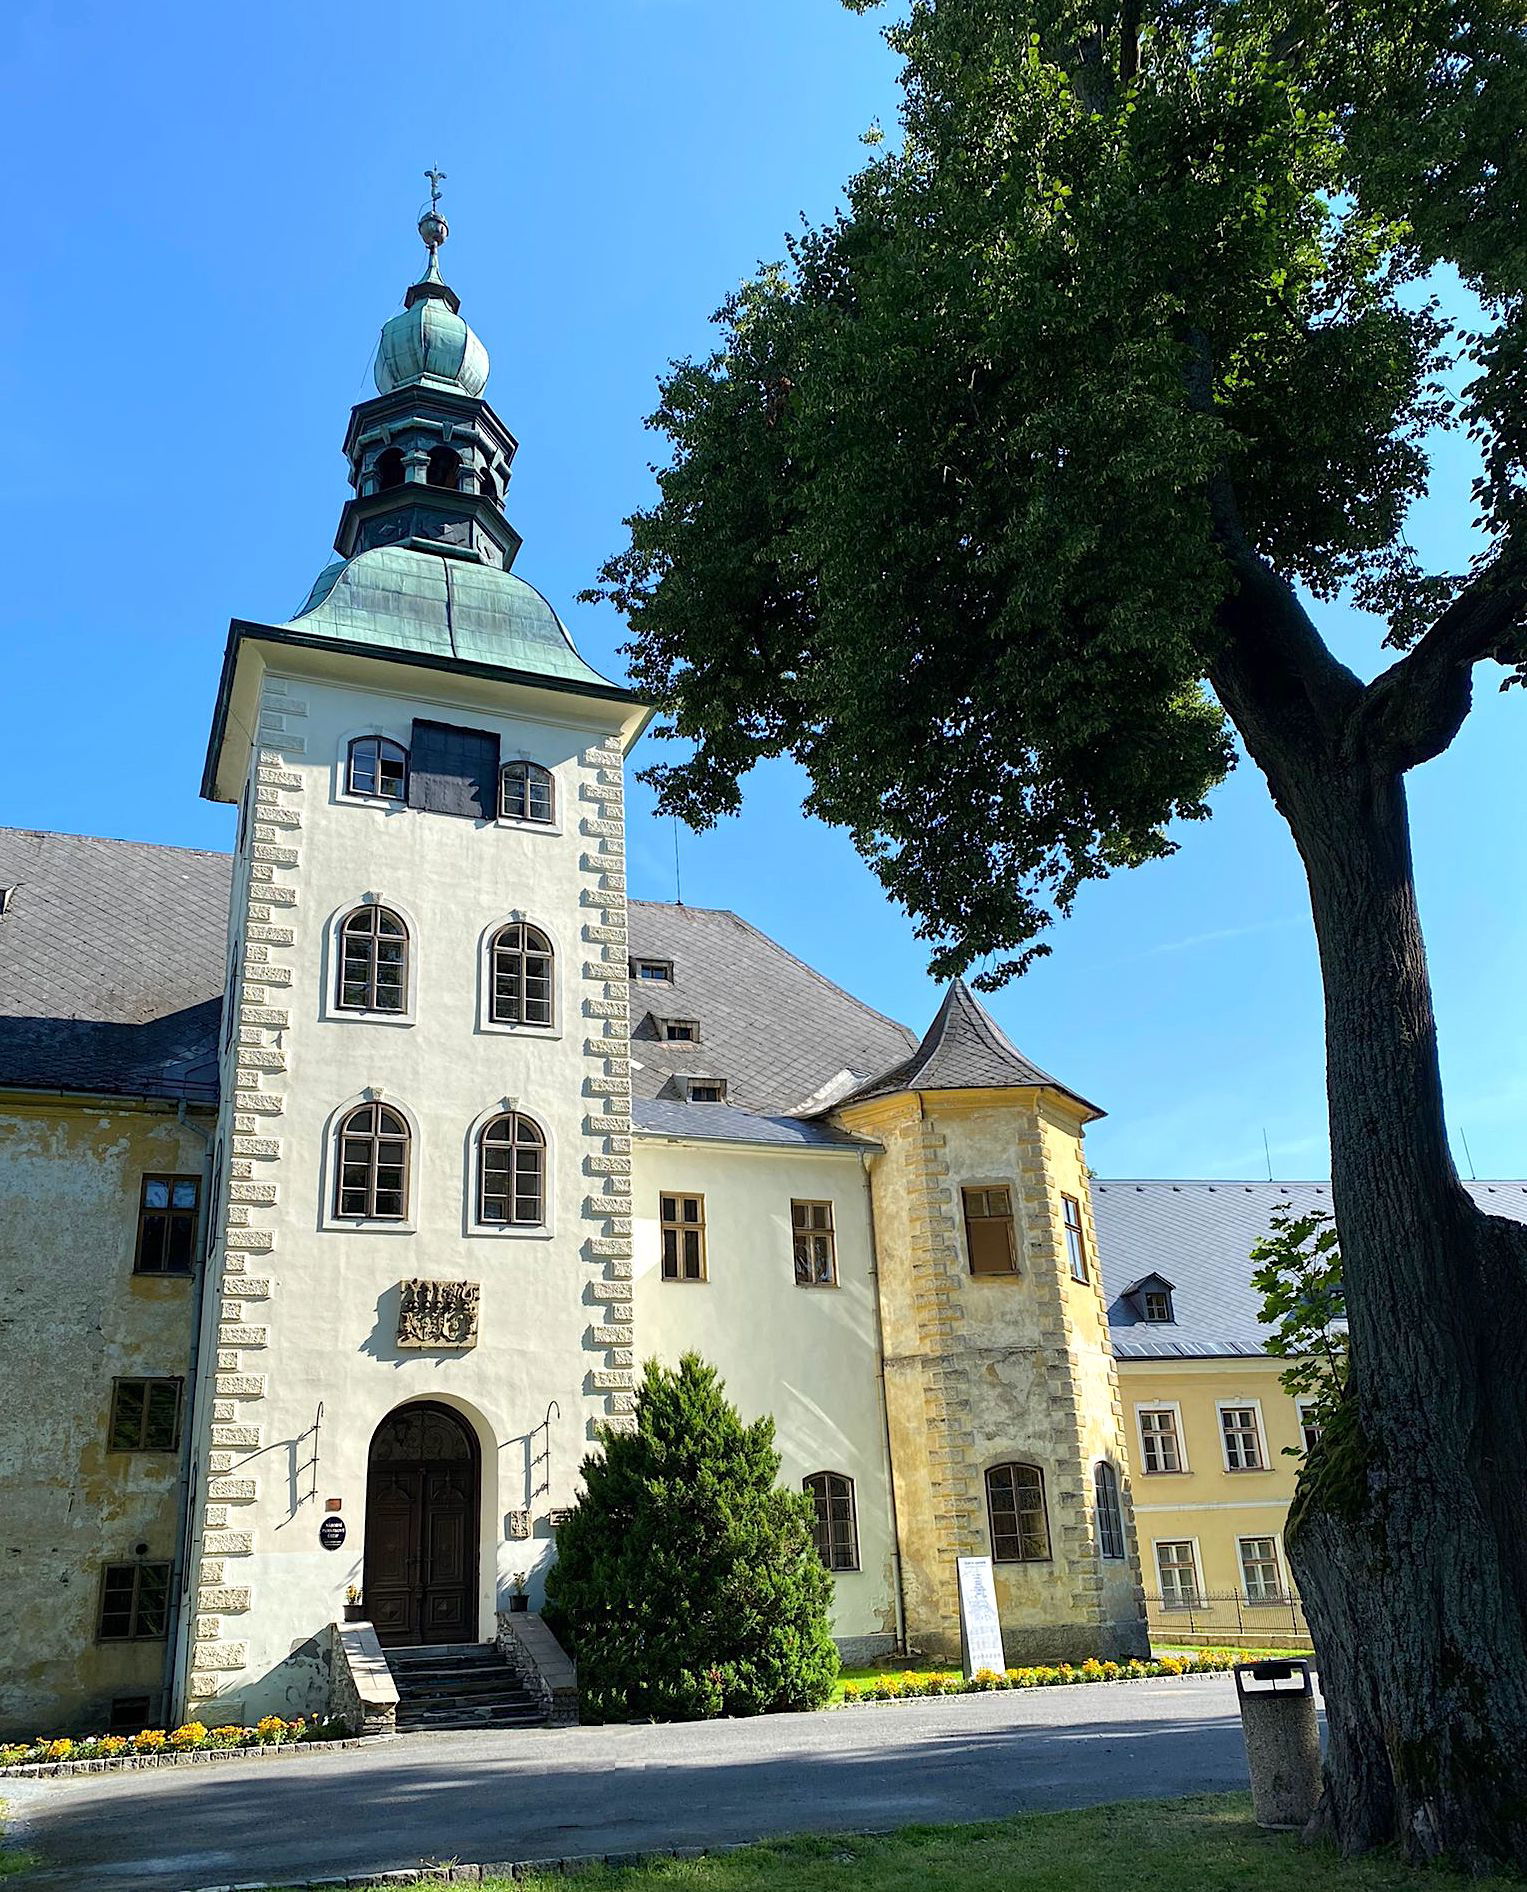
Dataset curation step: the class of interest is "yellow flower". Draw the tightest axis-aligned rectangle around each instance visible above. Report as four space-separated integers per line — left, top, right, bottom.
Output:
169 1722 208 1748
45 1738 74 1760
132 1729 167 1751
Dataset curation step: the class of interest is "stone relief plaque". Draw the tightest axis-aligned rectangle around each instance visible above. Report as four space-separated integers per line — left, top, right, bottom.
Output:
396 1279 480 1350
505 1510 531 1540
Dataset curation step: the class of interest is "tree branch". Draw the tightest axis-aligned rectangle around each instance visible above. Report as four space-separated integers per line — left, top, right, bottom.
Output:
1351 541 1527 774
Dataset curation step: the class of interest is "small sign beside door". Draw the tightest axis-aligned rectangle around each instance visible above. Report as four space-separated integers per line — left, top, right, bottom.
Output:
318 1515 347 1551
957 1555 1006 1678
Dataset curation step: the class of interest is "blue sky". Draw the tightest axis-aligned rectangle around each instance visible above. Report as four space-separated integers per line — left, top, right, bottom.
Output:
4 1 1523 1180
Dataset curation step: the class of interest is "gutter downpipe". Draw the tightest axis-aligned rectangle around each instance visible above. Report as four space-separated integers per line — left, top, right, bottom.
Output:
162 1098 214 1724
861 1143 908 1657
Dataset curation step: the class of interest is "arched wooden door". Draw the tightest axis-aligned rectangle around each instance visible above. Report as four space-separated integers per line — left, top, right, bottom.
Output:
363 1402 480 1647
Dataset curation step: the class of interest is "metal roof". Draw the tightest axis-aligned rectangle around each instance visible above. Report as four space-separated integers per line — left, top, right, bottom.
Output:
631 1097 872 1151
1096 1179 1527 1359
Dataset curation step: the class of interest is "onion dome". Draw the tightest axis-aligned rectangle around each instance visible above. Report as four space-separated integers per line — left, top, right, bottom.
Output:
374 202 490 398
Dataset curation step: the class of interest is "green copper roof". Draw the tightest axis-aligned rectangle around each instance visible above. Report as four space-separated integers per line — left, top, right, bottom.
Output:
375 258 490 398
286 544 621 692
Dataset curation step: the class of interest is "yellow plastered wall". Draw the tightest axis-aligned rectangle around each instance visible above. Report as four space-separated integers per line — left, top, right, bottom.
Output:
0 1096 209 1736
838 1087 1147 1663
1117 1355 1310 1646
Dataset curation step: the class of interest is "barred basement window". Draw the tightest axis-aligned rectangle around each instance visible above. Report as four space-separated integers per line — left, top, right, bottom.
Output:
962 1185 1017 1275
133 1176 200 1276
97 1562 171 1641
478 1112 546 1227
1061 1193 1088 1282
347 735 408 801
661 1193 706 1281
490 923 554 1027
804 1471 859 1570
337 905 408 1012
985 1462 1050 1562
108 1379 183 1452
501 760 555 824
1093 1460 1126 1560
792 1200 837 1287
334 1103 410 1219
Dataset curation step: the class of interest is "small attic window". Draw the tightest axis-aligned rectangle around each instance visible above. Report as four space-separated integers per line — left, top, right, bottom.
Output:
684 1077 727 1104
662 1020 700 1043
0 886 15 918
1128 1276 1176 1323
633 958 673 982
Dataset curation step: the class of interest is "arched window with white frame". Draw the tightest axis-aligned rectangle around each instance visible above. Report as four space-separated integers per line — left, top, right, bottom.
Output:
490 923 554 1027
500 760 554 824
334 1103 410 1220
477 1111 546 1227
347 735 408 802
337 905 409 1012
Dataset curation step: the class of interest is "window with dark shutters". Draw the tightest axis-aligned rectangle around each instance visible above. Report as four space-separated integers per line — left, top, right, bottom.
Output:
408 720 501 819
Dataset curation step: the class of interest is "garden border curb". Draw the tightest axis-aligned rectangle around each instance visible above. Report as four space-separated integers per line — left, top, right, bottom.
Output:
1 1737 368 1780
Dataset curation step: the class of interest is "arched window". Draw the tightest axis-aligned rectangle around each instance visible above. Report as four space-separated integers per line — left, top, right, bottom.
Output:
985 1462 1050 1563
479 464 499 504
347 735 408 802
500 760 555 824
335 1104 409 1220
1094 1461 1126 1561
375 447 405 492
803 1472 859 1571
490 923 554 1027
477 1112 545 1227
426 445 461 490
337 906 408 1013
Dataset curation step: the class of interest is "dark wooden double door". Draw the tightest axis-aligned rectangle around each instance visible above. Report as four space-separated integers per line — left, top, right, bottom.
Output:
364 1402 479 1647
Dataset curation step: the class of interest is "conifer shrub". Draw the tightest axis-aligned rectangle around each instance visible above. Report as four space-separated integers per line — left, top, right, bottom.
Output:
544 1353 840 1721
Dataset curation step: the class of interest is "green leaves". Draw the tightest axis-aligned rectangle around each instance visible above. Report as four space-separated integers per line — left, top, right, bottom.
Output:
1250 1200 1348 1429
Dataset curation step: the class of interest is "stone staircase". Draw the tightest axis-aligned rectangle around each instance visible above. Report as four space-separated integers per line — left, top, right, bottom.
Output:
386 1641 547 1732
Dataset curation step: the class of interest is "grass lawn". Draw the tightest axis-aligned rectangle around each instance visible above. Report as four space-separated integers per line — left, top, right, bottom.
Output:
0 1803 36 1880
829 1662 959 1701
269 1793 1526 1891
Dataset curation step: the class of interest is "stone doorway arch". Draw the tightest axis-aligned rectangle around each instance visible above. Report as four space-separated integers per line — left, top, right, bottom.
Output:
363 1401 480 1647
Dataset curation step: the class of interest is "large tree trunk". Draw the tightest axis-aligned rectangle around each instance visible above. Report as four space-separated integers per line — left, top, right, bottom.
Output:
1244 741 1527 1867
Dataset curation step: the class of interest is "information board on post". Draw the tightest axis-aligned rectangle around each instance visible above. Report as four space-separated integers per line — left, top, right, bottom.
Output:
957 1555 1006 1678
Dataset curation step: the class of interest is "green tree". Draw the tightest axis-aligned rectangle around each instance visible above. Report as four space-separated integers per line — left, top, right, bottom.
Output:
543 1355 839 1720
1251 1202 1348 1430
591 0 1527 1864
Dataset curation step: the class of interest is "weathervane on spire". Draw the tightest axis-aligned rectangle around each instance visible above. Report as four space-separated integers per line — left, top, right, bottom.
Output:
418 166 449 263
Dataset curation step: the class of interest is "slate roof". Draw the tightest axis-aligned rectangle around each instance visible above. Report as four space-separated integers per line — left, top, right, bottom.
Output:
631 1097 873 1150
0 829 231 1103
842 978 1102 1118
626 901 917 1116
1095 1179 1527 1359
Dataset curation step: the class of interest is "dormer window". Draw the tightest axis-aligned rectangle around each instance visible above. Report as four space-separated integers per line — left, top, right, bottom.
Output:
633 958 673 982
1143 1289 1173 1322
1124 1274 1176 1323
684 1077 727 1104
347 736 408 802
662 1019 700 1043
501 760 555 825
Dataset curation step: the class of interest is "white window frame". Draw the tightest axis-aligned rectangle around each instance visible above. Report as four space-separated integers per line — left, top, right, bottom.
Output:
475 914 563 1041
1152 1537 1203 1611
462 1101 556 1240
318 1091 420 1234
1135 1401 1189 1475
319 896 420 1028
496 754 564 835
1237 1533 1287 1605
1217 1399 1269 1473
334 725 413 811
1296 1400 1323 1455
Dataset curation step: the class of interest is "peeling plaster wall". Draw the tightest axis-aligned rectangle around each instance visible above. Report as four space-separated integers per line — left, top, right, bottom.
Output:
632 1141 897 1647
0 1098 208 1736
841 1089 1147 1663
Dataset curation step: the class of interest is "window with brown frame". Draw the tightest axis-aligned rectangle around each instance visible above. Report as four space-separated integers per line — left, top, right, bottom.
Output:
347 735 408 801
985 1461 1051 1562
685 1078 727 1103
1219 1405 1265 1471
133 1176 200 1276
662 1019 699 1042
792 1201 837 1287
1061 1193 1088 1282
1093 1460 1126 1560
490 923 554 1027
337 905 408 1012
108 1379 183 1452
477 1112 546 1226
962 1185 1017 1275
804 1471 859 1570
334 1103 410 1219
660 1193 706 1281
1138 1407 1184 1473
500 760 555 824
97 1562 171 1641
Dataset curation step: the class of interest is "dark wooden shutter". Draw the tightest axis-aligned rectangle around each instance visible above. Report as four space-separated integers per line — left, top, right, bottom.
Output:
408 720 500 819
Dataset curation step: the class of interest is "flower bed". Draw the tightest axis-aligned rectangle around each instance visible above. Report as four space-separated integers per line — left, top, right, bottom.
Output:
839 1652 1232 1703
0 1713 351 1773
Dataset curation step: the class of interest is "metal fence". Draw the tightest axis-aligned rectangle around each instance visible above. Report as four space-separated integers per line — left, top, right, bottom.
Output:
1142 1589 1313 1649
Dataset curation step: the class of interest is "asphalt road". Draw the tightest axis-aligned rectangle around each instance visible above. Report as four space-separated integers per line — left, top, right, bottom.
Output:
7 1674 1254 1892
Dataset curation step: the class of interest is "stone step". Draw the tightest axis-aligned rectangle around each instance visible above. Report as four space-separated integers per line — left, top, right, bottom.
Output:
384 1639 550 1732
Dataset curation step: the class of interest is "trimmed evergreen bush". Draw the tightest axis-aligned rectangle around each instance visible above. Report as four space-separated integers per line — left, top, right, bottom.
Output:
544 1353 839 1720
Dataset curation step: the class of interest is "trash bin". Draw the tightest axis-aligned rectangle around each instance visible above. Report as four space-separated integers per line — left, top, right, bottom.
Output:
1233 1659 1321 1830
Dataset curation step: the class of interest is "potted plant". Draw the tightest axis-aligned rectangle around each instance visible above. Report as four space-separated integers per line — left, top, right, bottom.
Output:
343 1585 365 1623
508 1572 530 1613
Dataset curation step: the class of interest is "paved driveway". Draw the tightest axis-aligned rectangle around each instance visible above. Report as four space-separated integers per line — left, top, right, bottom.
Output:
8 1674 1252 1892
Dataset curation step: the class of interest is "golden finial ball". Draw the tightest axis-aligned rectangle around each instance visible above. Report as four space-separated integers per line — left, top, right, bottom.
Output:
418 210 449 251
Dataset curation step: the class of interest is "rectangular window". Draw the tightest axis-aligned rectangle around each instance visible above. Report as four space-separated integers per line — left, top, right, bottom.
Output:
1061 1193 1088 1282
1142 1289 1173 1322
133 1175 200 1276
660 1193 706 1281
986 1463 1051 1562
97 1562 171 1641
408 719 500 820
633 959 673 981
962 1185 1017 1275
1298 1402 1322 1455
805 1473 859 1571
662 1020 699 1042
1220 1405 1265 1471
1156 1541 1199 1609
686 1079 726 1103
108 1379 183 1452
1239 1536 1284 1603
792 1201 837 1287
1137 1407 1183 1474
